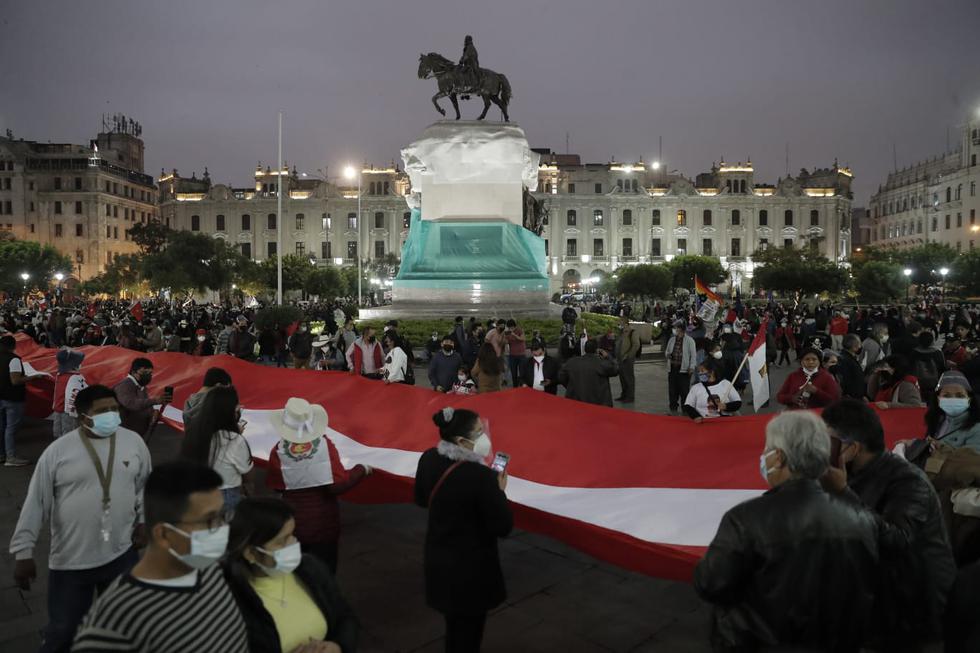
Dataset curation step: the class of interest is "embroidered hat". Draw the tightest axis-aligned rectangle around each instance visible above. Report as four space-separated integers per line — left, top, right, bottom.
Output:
271 397 328 444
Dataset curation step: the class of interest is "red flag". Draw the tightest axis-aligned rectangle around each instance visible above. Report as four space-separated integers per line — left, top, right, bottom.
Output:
130 301 144 322
694 275 722 303
285 320 300 337
86 303 97 319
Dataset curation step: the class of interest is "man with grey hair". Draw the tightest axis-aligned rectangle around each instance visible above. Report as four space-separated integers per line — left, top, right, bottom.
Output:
837 333 867 400
695 411 879 652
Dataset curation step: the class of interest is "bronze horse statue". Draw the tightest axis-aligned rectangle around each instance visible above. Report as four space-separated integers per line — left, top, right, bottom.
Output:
418 52 512 122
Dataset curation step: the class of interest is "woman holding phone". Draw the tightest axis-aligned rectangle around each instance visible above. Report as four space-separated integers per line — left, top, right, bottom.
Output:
414 407 513 653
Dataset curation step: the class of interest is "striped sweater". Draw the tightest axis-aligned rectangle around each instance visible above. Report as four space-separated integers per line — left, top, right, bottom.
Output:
72 564 248 653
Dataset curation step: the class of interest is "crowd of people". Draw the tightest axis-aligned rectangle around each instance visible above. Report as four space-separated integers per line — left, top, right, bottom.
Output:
2 294 980 651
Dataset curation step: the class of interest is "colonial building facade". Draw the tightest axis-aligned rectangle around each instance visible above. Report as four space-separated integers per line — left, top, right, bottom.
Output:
0 117 157 282
161 153 853 294
531 154 853 292
867 111 980 253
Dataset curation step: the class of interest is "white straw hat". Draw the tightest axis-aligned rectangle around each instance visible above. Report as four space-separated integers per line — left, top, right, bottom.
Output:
271 397 328 444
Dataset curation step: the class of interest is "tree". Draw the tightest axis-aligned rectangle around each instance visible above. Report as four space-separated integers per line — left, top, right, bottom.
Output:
0 240 74 295
616 264 672 299
751 247 849 296
79 254 144 296
366 253 400 280
141 231 230 295
260 255 314 294
894 243 957 286
665 255 727 290
951 249 980 296
127 220 172 254
253 305 303 331
854 261 906 303
304 266 347 300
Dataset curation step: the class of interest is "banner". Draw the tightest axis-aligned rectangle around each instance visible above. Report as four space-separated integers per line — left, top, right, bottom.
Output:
748 319 770 411
15 336 926 583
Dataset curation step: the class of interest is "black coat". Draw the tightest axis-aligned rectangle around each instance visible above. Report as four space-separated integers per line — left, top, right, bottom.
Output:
558 354 618 407
413 446 513 615
695 479 879 652
836 349 867 400
843 452 957 648
223 554 358 653
517 355 562 394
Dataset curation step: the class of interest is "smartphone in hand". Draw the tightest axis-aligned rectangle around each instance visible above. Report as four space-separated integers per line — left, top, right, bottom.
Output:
490 452 510 474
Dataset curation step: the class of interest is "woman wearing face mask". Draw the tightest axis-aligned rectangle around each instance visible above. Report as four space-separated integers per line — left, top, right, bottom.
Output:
867 354 923 409
471 342 504 394
414 408 512 653
180 386 254 513
776 348 841 410
923 372 980 453
683 358 741 422
223 498 358 653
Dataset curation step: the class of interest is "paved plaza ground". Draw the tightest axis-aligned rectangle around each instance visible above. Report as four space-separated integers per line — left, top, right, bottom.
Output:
0 355 797 652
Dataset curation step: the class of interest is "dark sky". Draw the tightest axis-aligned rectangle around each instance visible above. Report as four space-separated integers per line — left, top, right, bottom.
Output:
2 0 979 204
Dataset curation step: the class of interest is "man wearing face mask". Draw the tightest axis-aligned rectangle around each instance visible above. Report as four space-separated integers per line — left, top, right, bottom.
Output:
345 325 384 378
73 461 248 652
428 334 463 392
820 399 955 652
695 411 879 652
836 333 868 400
664 320 697 413
11 385 150 653
113 358 172 436
288 322 313 369
519 339 561 394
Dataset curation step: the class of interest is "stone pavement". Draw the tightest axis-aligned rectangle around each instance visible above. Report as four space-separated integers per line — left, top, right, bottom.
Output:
0 356 800 652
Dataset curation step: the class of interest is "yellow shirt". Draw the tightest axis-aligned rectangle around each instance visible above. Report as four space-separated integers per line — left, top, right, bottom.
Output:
250 572 328 652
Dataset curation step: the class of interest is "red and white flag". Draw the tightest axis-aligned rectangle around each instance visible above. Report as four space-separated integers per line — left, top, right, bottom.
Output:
12 335 922 582
747 319 770 411
129 301 144 322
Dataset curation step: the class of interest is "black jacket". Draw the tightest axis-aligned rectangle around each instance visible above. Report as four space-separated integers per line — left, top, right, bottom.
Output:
558 353 618 407
223 554 358 653
414 445 513 615
694 479 879 652
843 452 956 647
836 349 866 400
517 355 562 394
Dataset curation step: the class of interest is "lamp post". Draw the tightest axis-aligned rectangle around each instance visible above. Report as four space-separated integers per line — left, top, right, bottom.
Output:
344 165 362 307
20 272 29 298
939 267 949 303
903 268 912 301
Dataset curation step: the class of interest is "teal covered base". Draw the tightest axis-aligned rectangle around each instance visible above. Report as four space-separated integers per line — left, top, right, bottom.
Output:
393 209 549 306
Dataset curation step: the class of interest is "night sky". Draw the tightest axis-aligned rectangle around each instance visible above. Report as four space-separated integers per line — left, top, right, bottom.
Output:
2 0 979 204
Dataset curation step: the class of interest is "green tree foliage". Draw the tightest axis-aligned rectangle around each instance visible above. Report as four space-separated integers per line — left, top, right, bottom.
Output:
854 261 906 303
665 255 727 290
304 266 347 300
0 240 74 295
79 254 143 296
616 264 673 299
127 220 173 254
752 246 849 296
141 231 232 295
951 249 980 296
366 253 400 279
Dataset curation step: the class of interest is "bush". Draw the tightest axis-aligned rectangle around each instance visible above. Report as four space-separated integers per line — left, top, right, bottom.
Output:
254 305 304 331
356 313 625 347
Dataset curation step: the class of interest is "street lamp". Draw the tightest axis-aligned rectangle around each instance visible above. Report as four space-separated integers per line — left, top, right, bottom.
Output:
939 267 949 303
54 272 64 282
903 268 912 301
344 165 362 307
20 272 29 298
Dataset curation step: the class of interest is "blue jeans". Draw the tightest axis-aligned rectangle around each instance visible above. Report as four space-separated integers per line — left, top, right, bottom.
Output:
222 486 243 514
43 548 139 653
0 399 25 457
507 355 525 386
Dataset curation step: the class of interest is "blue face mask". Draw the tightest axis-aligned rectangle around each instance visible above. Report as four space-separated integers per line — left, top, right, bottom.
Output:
697 372 710 384
759 450 776 483
84 411 121 437
939 397 971 417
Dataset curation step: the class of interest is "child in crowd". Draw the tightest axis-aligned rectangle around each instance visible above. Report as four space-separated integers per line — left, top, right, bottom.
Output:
52 348 87 438
451 364 477 395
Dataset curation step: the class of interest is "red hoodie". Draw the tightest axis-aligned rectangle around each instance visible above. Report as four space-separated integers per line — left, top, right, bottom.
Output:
777 367 841 409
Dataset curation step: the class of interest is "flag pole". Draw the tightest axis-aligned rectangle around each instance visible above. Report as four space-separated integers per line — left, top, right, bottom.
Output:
276 111 283 306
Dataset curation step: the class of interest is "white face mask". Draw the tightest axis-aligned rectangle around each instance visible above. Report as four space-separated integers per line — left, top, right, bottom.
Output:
803 365 819 376
164 523 229 570
711 350 723 359
197 336 206 342
533 354 545 363
457 374 467 382
255 541 302 576
470 433 492 458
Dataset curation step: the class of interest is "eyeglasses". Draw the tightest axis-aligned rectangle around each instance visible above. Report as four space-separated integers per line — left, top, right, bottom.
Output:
177 507 232 533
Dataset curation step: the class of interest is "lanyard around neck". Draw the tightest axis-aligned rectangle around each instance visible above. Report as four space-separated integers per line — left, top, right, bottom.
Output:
78 430 116 508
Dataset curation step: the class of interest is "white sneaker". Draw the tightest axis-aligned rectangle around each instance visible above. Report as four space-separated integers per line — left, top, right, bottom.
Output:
4 456 31 467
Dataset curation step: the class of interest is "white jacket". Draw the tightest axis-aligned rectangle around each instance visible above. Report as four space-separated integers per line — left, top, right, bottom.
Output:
382 346 408 383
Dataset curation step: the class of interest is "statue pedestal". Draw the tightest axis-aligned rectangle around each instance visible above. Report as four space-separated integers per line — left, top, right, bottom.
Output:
390 121 551 312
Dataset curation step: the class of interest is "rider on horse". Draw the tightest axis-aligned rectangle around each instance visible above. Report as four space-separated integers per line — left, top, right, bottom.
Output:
458 35 481 99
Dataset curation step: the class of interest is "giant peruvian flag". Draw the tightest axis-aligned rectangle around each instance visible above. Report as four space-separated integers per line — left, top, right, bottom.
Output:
748 319 770 411
14 335 924 582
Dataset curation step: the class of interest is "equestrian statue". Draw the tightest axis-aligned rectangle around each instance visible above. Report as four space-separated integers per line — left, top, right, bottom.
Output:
418 35 512 122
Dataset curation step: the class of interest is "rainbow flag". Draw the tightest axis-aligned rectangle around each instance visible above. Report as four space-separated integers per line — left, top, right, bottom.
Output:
694 276 721 303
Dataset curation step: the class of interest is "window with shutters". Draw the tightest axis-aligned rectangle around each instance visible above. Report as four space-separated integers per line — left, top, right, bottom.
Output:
295 242 305 256
295 213 305 230
567 239 577 256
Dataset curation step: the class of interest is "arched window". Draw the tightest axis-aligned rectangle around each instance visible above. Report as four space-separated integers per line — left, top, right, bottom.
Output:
731 209 740 225
566 209 577 226
784 209 793 226
651 209 661 226
703 209 712 226
676 209 687 226
810 209 819 226
946 187 952 202
267 213 276 230
759 209 768 226
622 209 632 225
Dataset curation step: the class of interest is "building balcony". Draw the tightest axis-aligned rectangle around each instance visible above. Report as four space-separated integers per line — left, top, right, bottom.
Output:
619 255 638 262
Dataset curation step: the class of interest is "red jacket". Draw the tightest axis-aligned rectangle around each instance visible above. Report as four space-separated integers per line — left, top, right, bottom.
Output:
777 367 841 409
350 339 384 375
266 436 366 543
830 317 849 336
